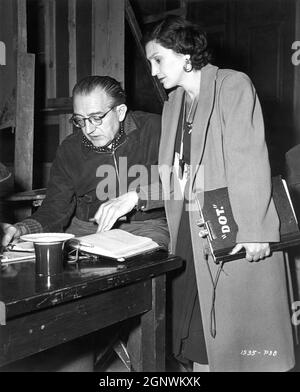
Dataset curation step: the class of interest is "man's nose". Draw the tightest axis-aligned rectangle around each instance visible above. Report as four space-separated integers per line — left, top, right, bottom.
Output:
85 120 96 134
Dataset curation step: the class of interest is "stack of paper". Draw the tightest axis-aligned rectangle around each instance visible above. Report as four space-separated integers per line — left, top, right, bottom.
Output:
0 241 35 264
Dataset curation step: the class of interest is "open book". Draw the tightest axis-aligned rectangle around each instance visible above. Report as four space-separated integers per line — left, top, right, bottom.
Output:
74 229 160 260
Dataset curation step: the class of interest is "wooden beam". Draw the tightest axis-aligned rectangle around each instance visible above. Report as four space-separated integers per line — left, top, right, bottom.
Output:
44 0 57 99
68 0 77 95
16 0 27 52
142 7 186 25
45 97 72 113
125 0 167 104
92 0 124 85
42 114 59 126
294 0 300 143
14 52 35 191
59 113 73 144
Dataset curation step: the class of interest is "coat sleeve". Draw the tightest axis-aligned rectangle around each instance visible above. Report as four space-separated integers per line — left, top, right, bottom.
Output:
220 72 280 242
29 143 76 232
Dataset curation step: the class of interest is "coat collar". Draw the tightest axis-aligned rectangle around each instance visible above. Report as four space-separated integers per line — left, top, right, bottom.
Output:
190 64 218 185
159 64 219 180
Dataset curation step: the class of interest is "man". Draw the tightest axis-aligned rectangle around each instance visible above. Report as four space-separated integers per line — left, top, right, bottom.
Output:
2 75 168 248
0 76 168 372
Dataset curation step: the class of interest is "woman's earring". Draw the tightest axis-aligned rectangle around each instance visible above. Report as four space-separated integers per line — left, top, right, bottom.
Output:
183 58 193 72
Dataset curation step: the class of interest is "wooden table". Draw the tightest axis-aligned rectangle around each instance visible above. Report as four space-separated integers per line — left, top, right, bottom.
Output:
0 250 182 372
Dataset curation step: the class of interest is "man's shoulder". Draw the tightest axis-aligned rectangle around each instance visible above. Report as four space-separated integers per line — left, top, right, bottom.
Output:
125 110 161 136
54 131 81 162
59 131 81 150
130 110 161 125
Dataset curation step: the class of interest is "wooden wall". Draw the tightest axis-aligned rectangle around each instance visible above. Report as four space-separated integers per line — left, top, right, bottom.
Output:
0 0 16 183
28 0 125 188
130 0 298 175
185 0 296 175
1 0 299 187
0 0 16 132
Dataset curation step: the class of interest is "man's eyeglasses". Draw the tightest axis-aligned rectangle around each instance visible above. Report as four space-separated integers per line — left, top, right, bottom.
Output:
70 107 115 128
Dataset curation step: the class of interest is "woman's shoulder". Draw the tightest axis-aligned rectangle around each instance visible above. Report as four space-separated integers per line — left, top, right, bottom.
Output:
217 68 253 88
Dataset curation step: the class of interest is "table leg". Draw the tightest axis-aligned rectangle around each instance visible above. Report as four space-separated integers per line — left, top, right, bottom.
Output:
131 275 166 372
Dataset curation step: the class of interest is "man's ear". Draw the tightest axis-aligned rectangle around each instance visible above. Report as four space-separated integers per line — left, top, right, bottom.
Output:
116 104 127 122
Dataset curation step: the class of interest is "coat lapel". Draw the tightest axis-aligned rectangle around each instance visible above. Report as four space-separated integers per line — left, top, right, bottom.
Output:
159 87 184 167
190 64 219 187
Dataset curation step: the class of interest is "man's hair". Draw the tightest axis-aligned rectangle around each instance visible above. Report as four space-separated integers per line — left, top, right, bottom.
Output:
72 76 126 106
143 15 210 70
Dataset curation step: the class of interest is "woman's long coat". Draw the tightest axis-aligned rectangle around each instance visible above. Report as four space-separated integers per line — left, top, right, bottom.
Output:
159 64 295 372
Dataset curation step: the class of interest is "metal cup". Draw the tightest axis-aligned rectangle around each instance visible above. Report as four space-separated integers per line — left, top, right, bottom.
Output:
34 241 65 277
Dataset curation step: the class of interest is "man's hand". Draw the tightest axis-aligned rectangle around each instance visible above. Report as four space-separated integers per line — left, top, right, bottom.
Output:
230 242 270 262
93 191 139 232
1 223 20 247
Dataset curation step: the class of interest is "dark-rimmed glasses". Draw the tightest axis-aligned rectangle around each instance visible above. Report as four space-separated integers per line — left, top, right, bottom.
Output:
70 106 115 128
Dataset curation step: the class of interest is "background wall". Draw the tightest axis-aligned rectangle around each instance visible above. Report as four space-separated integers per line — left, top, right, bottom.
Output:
0 0 16 184
1 0 299 188
129 0 298 176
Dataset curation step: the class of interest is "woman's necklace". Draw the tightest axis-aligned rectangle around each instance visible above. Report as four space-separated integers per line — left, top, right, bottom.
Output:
178 95 198 179
184 96 198 134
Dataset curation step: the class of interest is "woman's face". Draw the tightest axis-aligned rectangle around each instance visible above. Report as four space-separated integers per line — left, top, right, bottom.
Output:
145 40 187 90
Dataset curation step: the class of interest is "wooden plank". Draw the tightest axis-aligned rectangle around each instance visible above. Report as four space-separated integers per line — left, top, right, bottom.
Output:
92 0 124 84
294 0 300 143
14 52 35 192
16 0 27 52
75 0 92 81
125 0 167 104
68 0 77 95
42 114 59 126
44 0 57 99
0 301 5 326
0 41 6 65
59 113 72 144
45 97 72 113
142 6 186 24
0 281 151 366
135 276 166 372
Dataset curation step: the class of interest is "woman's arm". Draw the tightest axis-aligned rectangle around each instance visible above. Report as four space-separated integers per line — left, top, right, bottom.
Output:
220 72 279 259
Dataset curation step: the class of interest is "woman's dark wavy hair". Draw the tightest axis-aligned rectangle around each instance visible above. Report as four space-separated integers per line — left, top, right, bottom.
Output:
143 15 210 70
72 75 126 106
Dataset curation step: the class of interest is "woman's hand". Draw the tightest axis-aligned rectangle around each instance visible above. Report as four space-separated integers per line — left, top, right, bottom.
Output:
230 242 270 262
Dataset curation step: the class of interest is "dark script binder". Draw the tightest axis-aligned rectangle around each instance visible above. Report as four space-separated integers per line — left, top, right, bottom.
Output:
196 176 300 264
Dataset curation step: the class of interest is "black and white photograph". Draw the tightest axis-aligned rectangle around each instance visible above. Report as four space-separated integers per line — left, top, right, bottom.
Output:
0 0 300 377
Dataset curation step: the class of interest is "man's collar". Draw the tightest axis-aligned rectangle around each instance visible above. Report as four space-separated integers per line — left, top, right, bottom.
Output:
123 111 138 135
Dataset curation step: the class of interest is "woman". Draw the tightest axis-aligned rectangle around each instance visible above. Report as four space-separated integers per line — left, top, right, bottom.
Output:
144 16 295 372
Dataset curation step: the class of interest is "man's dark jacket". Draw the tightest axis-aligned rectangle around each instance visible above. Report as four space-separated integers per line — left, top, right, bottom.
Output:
21 111 164 233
